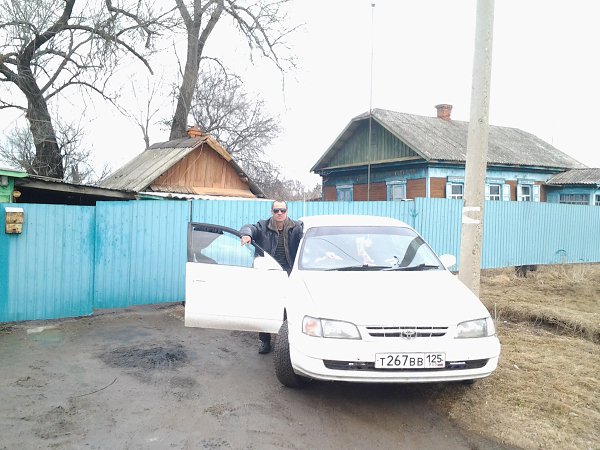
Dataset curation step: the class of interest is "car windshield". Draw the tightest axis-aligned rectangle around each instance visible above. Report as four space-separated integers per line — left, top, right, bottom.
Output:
298 225 442 271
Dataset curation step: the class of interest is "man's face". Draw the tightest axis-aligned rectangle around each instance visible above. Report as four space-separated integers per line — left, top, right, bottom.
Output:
271 201 288 225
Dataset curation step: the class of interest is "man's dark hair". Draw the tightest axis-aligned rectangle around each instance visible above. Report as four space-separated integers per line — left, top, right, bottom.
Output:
271 200 288 210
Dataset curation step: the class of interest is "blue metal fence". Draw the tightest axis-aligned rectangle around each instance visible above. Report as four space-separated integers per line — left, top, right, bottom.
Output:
1 199 599 323
0 204 96 322
94 201 189 309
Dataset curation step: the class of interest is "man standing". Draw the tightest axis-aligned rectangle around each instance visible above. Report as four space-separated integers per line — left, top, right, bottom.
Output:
240 200 303 353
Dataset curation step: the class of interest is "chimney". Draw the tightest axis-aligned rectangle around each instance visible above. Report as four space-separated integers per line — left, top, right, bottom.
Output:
187 125 202 138
435 104 453 120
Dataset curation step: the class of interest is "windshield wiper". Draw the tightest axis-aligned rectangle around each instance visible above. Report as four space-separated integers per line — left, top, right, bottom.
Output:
326 265 391 271
385 264 441 271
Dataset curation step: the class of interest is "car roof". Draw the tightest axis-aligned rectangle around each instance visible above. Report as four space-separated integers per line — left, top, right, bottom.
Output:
298 215 412 231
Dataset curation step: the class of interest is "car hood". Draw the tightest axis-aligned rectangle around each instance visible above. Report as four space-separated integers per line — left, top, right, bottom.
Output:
295 270 490 326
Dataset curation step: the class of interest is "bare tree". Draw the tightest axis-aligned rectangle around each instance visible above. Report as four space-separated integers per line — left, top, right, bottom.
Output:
188 66 283 194
188 66 321 199
169 0 298 140
190 67 280 163
121 75 169 149
0 0 168 179
0 121 110 184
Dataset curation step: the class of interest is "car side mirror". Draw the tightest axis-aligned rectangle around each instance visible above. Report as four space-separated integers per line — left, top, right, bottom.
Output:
439 254 457 269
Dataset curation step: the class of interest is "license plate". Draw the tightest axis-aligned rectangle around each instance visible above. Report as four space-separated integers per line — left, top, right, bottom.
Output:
375 353 445 369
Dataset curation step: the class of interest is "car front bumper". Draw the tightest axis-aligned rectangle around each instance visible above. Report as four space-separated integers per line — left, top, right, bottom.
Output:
288 332 500 383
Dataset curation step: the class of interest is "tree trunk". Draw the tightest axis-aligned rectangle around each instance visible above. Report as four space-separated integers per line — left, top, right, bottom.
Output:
169 0 224 140
21 70 64 179
169 30 201 140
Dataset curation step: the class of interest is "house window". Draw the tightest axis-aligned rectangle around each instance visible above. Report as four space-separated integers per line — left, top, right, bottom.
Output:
336 185 353 201
387 181 406 201
520 185 532 201
517 181 540 202
449 183 463 199
559 194 589 205
487 184 501 201
596 194 600 206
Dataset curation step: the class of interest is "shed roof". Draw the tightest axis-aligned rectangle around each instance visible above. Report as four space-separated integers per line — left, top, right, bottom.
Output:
546 168 600 185
312 108 586 171
0 167 27 178
99 135 264 197
13 174 137 204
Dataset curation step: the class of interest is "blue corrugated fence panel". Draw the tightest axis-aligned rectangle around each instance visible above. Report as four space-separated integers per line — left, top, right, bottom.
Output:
482 201 600 269
0 204 95 322
94 201 189 309
414 198 463 260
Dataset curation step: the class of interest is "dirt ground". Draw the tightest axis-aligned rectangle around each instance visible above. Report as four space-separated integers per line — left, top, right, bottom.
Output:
0 264 597 450
0 304 513 450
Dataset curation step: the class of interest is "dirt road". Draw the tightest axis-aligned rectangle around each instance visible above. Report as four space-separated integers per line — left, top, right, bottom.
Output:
0 304 513 450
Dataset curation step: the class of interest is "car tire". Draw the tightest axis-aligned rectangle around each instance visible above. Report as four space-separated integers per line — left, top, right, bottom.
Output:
273 320 309 388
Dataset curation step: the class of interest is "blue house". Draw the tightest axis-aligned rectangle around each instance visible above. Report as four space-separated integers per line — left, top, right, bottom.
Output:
546 168 600 206
311 105 592 204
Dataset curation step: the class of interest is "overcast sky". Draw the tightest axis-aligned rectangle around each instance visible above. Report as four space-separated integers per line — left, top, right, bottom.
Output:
2 0 599 187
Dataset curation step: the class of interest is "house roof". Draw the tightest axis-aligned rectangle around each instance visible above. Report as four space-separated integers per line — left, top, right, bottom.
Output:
0 167 27 178
99 135 264 197
546 168 600 185
13 174 137 204
312 108 586 172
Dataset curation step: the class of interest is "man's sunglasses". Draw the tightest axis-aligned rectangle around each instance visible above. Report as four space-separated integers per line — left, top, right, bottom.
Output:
272 208 287 214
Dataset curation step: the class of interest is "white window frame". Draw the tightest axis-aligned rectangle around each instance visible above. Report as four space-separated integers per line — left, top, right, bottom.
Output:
336 185 353 202
445 178 464 200
595 194 600 206
486 183 502 201
559 193 590 205
517 182 540 202
519 185 532 202
449 183 464 199
386 180 407 201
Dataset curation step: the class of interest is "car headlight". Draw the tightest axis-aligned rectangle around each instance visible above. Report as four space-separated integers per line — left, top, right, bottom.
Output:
456 317 496 338
302 316 361 339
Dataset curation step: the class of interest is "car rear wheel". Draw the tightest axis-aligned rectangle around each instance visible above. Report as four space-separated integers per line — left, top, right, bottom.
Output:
273 320 309 388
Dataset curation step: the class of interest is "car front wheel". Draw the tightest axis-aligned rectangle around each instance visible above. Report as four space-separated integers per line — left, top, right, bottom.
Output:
273 320 309 388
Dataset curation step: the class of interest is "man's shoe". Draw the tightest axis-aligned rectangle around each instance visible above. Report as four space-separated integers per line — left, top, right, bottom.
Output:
258 340 271 354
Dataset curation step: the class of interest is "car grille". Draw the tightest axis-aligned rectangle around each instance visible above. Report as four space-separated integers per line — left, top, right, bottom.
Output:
365 326 448 338
323 359 488 372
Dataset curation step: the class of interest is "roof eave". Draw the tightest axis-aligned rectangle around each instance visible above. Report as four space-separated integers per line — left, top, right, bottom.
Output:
15 177 137 200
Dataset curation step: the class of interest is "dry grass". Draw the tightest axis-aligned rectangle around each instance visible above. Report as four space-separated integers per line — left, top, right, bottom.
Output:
427 264 600 450
481 264 600 343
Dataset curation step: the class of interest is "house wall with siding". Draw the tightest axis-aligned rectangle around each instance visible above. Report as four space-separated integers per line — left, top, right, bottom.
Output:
546 186 600 205
353 183 386 201
0 178 13 203
324 121 417 167
151 145 254 197
324 165 555 201
407 178 426 198
430 178 447 198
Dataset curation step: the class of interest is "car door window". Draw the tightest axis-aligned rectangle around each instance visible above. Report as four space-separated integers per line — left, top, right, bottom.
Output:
188 224 263 267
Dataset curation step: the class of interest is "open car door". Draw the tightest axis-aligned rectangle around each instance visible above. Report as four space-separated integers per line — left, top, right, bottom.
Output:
184 223 288 333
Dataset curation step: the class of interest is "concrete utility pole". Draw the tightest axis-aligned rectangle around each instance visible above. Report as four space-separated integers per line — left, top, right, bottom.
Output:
458 0 495 296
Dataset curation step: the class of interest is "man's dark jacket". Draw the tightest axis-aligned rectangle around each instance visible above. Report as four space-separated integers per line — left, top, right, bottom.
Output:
240 217 303 272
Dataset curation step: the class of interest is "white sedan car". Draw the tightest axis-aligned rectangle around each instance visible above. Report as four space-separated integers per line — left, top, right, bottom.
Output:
185 215 500 388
